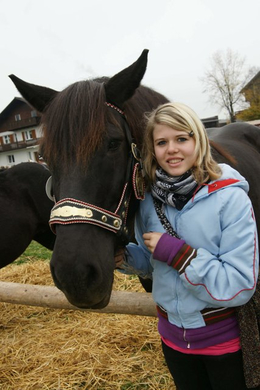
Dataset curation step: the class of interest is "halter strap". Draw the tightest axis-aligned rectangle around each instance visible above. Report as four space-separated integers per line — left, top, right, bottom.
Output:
105 101 125 116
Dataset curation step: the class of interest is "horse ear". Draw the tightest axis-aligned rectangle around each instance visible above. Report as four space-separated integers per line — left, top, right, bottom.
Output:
9 74 58 113
105 49 149 107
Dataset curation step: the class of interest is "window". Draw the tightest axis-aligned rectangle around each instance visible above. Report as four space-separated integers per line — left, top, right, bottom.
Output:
15 114 21 121
3 135 11 144
28 151 32 160
24 130 33 140
7 155 15 163
31 110 37 117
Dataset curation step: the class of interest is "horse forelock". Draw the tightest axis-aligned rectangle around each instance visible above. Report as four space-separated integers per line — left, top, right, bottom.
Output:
40 80 107 170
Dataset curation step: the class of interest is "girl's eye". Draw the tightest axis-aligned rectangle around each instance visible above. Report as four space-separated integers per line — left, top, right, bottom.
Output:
178 137 188 142
156 140 166 146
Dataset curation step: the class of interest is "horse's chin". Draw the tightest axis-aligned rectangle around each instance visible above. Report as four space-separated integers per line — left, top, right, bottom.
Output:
51 270 112 309
63 291 111 309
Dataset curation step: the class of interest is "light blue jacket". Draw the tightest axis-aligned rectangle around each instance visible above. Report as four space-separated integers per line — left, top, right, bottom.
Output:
124 164 259 329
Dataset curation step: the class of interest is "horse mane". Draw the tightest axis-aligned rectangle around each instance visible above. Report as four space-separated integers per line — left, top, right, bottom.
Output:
209 140 237 166
123 85 169 146
94 77 169 145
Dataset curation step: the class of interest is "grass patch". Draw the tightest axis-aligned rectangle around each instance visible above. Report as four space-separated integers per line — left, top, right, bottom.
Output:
14 241 52 264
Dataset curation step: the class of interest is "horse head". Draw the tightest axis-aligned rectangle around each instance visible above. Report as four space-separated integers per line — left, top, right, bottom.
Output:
10 50 167 309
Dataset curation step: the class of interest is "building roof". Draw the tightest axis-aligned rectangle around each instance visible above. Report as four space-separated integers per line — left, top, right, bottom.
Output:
0 97 26 126
241 70 260 93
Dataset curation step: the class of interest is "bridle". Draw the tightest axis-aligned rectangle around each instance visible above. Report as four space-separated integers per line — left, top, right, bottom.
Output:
46 102 145 245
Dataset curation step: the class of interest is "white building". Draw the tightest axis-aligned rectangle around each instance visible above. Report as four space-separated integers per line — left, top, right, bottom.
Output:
0 97 42 167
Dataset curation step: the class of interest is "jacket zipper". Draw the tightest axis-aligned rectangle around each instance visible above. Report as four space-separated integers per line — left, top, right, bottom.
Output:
183 329 191 349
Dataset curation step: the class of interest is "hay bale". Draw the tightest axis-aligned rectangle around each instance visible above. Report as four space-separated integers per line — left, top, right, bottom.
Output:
0 260 176 389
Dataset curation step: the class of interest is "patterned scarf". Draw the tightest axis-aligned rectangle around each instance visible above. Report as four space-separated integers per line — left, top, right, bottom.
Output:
151 167 198 211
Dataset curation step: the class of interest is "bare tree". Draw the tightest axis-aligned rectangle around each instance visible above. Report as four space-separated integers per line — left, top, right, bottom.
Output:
201 49 257 122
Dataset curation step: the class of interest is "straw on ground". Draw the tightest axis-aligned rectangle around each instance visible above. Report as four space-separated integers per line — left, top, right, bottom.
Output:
0 253 176 390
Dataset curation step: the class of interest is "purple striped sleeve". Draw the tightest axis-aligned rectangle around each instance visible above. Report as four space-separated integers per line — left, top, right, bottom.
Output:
153 233 197 274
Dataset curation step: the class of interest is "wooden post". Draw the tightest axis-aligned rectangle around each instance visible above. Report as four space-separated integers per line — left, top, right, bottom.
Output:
0 282 157 317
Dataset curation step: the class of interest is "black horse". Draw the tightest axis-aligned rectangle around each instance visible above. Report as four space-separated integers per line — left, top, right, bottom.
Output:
207 123 260 225
9 50 260 309
0 162 55 268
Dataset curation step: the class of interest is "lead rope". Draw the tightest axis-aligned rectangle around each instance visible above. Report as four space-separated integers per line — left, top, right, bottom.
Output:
152 197 180 238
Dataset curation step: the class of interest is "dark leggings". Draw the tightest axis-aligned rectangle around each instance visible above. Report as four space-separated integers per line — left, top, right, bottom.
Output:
162 340 256 390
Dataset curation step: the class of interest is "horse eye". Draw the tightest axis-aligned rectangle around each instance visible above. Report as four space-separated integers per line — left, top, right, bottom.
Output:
108 139 121 151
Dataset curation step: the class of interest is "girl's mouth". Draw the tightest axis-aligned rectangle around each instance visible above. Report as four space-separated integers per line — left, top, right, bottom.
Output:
168 158 182 165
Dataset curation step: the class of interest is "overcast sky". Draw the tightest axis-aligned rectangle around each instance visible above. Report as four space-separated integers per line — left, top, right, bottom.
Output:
1 0 259 119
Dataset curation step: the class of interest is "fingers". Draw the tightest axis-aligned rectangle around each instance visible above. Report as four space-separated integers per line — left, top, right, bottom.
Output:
143 232 153 240
143 232 163 253
143 233 153 250
143 235 154 253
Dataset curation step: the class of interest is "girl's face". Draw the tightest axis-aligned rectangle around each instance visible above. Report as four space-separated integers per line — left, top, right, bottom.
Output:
153 124 197 177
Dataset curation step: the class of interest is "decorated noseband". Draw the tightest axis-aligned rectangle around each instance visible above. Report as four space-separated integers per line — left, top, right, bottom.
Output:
49 198 122 233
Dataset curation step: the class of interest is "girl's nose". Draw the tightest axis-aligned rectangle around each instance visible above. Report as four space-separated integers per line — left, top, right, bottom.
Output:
168 141 178 153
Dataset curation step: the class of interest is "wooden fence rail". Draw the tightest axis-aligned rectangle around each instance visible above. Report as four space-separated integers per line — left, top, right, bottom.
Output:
0 281 157 317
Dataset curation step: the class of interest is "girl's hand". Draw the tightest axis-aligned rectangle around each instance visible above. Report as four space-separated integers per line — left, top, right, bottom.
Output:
143 232 163 253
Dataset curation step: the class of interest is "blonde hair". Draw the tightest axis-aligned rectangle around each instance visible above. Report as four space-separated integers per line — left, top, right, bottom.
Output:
142 102 222 186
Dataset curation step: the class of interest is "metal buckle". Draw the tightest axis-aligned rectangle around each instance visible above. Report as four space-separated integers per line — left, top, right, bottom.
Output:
131 143 142 161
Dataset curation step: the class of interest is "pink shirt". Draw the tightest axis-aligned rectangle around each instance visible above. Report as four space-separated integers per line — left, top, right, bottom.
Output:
162 336 241 356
